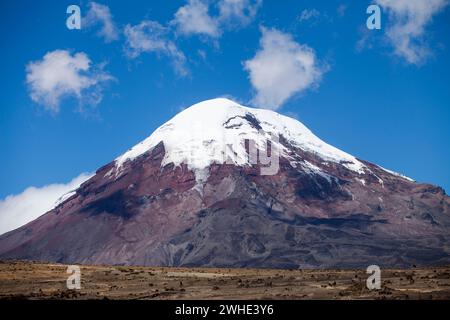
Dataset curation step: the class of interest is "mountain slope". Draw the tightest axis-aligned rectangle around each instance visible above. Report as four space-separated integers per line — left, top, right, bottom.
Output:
1 98 449 268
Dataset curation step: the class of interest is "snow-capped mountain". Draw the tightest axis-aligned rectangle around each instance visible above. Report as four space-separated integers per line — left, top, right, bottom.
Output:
115 98 366 177
0 98 449 268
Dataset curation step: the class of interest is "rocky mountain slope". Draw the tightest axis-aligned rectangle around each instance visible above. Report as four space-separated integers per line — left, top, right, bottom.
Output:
0 98 449 268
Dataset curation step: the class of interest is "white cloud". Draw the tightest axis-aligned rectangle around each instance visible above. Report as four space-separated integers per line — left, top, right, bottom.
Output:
124 20 188 76
376 0 448 65
84 2 119 42
218 0 262 28
172 0 220 37
244 27 325 110
172 0 261 38
0 173 93 236
26 50 114 112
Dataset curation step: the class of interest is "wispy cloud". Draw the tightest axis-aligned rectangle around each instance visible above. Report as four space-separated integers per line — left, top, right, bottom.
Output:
84 2 119 42
172 0 261 38
298 8 321 23
26 50 114 112
0 173 93 236
124 20 188 76
376 0 449 65
244 27 326 110
294 7 334 29
217 0 262 28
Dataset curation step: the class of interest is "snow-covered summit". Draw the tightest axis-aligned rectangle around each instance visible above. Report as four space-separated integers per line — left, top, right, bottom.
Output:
114 98 367 180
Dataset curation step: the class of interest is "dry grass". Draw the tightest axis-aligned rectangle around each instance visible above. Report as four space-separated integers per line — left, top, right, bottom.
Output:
0 261 449 300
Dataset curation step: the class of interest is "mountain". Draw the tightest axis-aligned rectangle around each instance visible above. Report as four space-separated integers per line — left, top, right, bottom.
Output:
1 98 449 268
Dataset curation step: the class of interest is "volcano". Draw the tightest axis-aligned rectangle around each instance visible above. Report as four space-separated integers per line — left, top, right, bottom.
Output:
1 98 449 268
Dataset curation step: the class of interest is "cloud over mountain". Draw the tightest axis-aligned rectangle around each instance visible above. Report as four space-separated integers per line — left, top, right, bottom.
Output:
244 27 325 110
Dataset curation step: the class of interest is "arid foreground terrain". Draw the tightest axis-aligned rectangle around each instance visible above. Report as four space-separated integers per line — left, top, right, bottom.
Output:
0 261 449 300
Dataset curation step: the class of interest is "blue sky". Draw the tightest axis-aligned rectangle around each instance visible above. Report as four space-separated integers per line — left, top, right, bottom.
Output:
0 0 449 202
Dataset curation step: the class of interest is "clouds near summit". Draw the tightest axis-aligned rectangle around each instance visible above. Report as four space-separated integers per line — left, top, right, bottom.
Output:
244 28 326 110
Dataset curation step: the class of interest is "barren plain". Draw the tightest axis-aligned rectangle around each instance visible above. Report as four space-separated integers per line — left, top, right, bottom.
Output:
0 261 449 299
